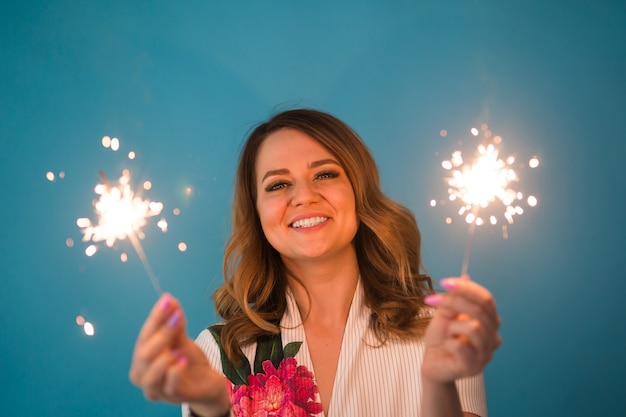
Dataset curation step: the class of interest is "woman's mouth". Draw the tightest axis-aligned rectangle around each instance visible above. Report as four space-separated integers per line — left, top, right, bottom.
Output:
289 216 329 228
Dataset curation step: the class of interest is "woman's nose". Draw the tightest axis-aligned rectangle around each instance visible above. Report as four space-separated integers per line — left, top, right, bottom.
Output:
290 181 318 206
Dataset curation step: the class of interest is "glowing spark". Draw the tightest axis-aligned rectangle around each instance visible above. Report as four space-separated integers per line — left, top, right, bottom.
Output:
77 170 164 294
83 322 95 336
75 314 95 336
446 143 518 211
529 156 540 168
157 218 168 232
85 245 97 257
78 171 162 247
128 151 136 160
46 171 55 181
178 242 187 252
433 124 539 275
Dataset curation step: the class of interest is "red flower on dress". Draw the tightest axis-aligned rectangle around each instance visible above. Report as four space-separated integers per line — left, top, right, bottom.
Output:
229 357 323 417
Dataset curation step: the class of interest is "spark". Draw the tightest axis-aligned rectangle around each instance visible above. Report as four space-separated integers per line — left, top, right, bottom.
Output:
157 218 168 232
83 322 95 336
75 315 95 336
434 125 539 275
77 170 164 294
446 142 519 217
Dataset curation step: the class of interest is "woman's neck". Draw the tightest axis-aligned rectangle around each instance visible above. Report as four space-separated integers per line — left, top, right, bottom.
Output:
283 245 359 328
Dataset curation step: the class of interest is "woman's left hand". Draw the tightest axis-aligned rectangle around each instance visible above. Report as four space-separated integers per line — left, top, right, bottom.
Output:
422 275 502 383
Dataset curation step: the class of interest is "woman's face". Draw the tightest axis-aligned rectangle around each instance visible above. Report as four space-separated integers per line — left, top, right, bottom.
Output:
255 128 358 264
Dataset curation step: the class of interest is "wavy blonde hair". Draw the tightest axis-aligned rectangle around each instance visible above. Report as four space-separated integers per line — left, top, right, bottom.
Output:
213 109 434 363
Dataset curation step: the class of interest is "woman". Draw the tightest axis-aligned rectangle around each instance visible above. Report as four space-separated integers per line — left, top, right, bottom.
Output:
129 109 501 417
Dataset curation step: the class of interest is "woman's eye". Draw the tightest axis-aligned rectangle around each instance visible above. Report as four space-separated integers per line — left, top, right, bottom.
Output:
316 171 339 180
266 181 289 192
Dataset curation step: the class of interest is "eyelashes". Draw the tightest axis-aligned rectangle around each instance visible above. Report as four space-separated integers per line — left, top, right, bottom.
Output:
264 170 340 192
316 170 339 180
265 181 288 192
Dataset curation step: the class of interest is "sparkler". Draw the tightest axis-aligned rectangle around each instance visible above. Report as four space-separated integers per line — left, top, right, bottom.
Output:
77 168 164 295
434 126 539 275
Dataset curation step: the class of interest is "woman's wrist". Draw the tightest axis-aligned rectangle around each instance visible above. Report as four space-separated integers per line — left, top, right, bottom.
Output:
188 386 231 417
189 406 230 417
420 375 464 417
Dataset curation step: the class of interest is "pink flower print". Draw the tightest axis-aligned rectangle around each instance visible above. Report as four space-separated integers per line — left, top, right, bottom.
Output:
229 358 322 417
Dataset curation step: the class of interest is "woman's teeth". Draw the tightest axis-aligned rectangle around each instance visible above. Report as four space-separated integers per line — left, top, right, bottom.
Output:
290 216 328 228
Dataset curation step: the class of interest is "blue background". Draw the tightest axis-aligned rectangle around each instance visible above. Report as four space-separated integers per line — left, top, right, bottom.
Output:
1 1 625 416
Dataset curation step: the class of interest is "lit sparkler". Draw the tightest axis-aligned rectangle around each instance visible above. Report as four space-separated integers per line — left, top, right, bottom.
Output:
77 169 164 295
434 126 539 275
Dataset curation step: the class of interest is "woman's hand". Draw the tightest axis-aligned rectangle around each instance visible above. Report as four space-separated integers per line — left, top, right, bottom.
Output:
422 275 502 383
129 294 230 415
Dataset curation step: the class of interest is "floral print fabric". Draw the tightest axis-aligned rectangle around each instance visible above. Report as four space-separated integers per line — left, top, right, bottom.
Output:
229 358 322 417
208 327 322 417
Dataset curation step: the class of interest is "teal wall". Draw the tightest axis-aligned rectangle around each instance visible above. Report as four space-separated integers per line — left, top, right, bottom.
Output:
1 1 624 416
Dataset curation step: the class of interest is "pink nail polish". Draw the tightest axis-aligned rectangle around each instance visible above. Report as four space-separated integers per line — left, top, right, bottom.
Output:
168 311 181 328
440 279 457 291
160 294 171 311
424 294 442 306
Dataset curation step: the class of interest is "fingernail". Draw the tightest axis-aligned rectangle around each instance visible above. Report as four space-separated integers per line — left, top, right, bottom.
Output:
440 279 457 291
424 294 442 306
160 294 171 311
168 311 181 328
177 355 188 366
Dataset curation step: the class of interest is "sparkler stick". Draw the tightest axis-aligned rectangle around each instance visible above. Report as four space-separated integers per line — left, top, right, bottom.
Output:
77 169 164 296
127 231 163 295
460 206 479 276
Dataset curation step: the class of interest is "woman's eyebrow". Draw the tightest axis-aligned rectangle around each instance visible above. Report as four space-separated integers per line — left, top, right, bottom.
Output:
309 158 340 169
262 168 290 182
261 159 340 182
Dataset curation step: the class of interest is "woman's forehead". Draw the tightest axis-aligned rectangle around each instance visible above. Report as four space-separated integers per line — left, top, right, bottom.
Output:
255 129 337 168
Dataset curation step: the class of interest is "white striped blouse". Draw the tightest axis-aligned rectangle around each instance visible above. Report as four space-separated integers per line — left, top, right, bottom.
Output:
183 279 487 417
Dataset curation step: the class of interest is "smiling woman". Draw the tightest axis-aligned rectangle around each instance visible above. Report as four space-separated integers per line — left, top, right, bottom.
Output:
129 109 501 417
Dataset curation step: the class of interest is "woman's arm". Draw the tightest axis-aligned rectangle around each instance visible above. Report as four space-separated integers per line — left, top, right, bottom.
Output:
421 275 501 417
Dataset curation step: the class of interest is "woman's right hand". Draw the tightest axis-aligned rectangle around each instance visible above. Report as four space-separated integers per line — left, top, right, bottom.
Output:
129 293 231 416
